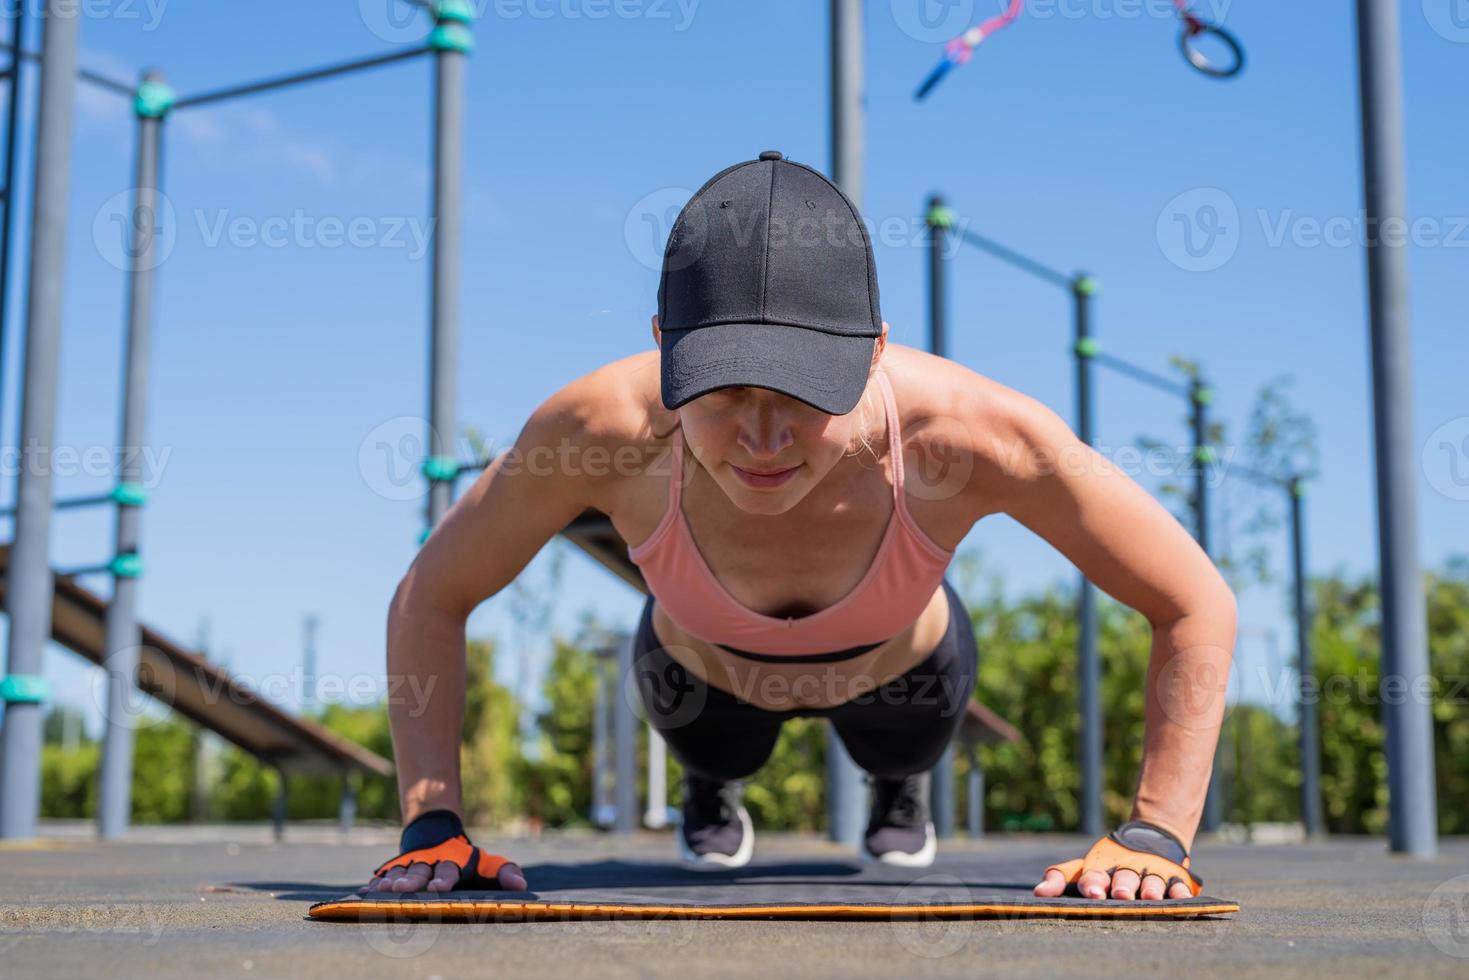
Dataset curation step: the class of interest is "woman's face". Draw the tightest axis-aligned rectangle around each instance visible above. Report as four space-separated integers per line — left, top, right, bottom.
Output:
654 316 887 516
678 384 858 515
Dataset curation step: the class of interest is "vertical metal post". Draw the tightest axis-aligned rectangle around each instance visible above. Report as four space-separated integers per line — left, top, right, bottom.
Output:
98 70 171 841
0 0 27 433
931 743 955 838
825 0 867 848
966 748 984 839
1072 274 1102 838
591 650 610 826
613 634 637 834
926 194 948 359
301 615 319 715
339 773 358 838
645 725 668 829
0 0 80 841
426 3 471 529
1193 378 1224 832
1289 479 1324 837
272 771 287 843
1355 0 1436 858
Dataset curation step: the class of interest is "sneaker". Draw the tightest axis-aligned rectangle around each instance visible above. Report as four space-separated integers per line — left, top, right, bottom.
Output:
677 774 754 870
861 772 937 867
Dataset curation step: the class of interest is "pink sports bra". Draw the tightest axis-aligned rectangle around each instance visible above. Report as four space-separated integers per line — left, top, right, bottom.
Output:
627 368 954 657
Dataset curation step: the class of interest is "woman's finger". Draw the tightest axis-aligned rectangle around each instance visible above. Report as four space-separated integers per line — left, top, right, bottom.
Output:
1076 869 1111 900
498 862 528 892
1032 868 1069 897
1138 873 1168 901
1167 878 1195 900
1109 868 1141 900
425 860 460 892
389 862 434 892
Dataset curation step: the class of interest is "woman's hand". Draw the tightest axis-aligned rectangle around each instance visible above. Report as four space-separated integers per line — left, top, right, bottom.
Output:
1032 821 1203 901
358 810 529 895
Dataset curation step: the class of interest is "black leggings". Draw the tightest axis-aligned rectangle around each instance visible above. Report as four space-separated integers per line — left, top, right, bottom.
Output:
632 579 978 782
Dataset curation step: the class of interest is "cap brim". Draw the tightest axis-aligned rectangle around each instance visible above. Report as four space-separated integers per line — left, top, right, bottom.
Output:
661 323 875 415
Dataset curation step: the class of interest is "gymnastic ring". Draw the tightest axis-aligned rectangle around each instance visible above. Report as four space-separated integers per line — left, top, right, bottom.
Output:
1177 20 1245 79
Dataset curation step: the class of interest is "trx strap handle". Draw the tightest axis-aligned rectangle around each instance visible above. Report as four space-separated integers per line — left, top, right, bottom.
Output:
373 810 512 889
1045 820 1204 897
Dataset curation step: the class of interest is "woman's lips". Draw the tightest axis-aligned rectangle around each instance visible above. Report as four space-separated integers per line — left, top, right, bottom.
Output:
729 462 800 489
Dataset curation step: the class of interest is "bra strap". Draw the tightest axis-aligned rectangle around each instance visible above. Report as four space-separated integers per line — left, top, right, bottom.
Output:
874 368 905 499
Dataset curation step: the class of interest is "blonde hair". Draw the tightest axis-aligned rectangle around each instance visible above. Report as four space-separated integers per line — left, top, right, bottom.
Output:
843 382 881 464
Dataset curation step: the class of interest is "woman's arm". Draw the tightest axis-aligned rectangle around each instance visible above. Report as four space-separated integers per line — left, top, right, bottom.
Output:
380 380 621 885
976 386 1237 897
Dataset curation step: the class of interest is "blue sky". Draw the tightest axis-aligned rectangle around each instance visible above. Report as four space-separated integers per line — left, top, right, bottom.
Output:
1 1 1464 732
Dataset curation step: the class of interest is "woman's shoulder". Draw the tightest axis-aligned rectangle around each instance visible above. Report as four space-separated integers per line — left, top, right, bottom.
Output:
535 349 677 451
879 344 1063 506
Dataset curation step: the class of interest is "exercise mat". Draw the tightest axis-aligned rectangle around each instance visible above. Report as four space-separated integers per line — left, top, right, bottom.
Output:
308 856 1239 922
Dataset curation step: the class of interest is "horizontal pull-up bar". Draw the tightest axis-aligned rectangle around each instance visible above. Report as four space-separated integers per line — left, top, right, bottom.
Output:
0 42 135 96
173 45 433 111
954 226 1075 291
1087 350 1191 398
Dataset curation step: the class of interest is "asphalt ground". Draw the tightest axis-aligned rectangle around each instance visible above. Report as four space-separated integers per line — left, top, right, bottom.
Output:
2 824 1467 978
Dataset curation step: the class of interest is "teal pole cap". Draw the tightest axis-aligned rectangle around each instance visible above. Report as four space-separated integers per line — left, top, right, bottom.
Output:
110 553 144 578
1074 337 1100 358
0 675 51 704
111 482 149 507
134 79 176 119
1193 385 1215 406
435 0 475 22
422 456 461 483
418 527 434 545
430 2 475 53
1072 275 1099 297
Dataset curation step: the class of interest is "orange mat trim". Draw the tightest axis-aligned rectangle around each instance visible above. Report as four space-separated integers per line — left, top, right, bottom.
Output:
309 897 1240 922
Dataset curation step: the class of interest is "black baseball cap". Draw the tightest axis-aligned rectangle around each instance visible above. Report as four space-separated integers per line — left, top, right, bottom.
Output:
657 151 883 415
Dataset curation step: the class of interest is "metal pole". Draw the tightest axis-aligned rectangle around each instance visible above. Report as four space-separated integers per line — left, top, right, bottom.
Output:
1355 0 1436 858
272 771 287 843
926 194 948 359
301 615 319 715
591 651 610 826
1289 479 1324 837
645 725 668 829
966 748 984 839
1193 378 1224 832
426 4 471 529
613 634 637 834
931 743 955 838
1072 274 1102 838
339 773 357 838
0 0 80 841
98 70 170 841
825 0 867 848
0 0 27 439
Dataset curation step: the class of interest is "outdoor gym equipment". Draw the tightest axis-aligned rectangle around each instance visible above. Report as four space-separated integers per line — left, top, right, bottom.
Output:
914 0 1244 102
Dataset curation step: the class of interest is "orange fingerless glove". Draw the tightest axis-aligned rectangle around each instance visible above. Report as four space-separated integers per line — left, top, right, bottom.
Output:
1046 820 1203 897
373 810 512 890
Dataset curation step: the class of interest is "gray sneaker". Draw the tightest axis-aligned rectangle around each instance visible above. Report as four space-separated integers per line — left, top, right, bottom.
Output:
861 772 937 867
677 774 754 870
